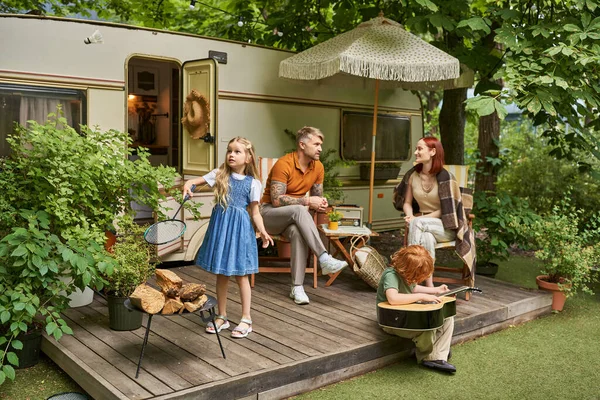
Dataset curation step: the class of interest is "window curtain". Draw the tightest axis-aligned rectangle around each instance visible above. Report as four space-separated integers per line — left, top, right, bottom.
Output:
19 97 73 128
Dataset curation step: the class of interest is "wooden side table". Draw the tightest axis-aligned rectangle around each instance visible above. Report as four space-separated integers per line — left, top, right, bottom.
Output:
317 225 379 286
124 295 226 378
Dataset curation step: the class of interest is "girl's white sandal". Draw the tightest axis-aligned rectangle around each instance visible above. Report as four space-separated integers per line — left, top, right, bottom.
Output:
231 318 253 338
205 315 230 334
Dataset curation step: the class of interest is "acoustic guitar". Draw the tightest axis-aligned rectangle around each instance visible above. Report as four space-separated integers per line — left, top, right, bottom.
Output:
377 286 482 331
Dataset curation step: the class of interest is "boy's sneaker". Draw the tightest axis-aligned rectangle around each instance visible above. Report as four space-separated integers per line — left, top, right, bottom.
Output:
422 360 456 373
320 257 348 275
290 285 310 305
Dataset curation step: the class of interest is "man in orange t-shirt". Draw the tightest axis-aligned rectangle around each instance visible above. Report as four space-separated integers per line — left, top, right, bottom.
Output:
260 126 348 305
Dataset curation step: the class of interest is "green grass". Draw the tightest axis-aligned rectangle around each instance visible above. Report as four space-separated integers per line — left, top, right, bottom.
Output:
295 257 600 400
2 256 598 400
0 354 84 399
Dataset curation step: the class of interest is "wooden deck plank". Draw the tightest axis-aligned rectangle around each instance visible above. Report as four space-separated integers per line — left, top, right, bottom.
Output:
178 269 369 355
41 334 130 400
89 298 231 382
70 302 222 386
51 326 154 399
178 268 381 342
61 313 173 397
63 307 193 391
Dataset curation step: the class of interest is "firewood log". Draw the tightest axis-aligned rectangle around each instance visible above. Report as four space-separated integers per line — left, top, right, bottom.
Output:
155 269 183 298
161 297 184 314
183 294 208 312
180 283 207 302
130 285 165 314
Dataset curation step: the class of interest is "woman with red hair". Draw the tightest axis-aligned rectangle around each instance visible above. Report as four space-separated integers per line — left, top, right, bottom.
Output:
393 137 475 287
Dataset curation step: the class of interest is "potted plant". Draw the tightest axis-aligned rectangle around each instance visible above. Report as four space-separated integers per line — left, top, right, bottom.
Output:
473 191 539 277
525 201 600 311
0 210 115 379
326 211 343 230
104 215 156 331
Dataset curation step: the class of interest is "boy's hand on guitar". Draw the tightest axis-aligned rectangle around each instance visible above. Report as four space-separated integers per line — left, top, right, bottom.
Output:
435 284 449 295
420 294 442 304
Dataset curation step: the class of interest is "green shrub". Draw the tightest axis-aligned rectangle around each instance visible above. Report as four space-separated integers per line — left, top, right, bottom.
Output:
0 111 182 242
496 123 600 225
524 200 600 296
104 215 156 297
473 191 539 264
0 210 115 383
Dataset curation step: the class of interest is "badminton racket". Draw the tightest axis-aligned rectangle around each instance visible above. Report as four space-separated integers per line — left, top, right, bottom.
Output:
144 184 195 245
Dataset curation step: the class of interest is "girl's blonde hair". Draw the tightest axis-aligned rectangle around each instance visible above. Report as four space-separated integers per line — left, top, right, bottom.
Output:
390 245 434 285
214 136 259 208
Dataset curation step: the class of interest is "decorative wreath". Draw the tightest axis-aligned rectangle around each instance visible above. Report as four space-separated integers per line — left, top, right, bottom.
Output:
181 89 210 140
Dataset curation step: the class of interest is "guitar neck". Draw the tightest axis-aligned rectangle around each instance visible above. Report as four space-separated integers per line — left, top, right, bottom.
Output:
437 286 481 297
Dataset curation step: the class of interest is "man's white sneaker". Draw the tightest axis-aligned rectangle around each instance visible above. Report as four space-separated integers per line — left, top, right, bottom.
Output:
290 285 310 305
320 257 348 275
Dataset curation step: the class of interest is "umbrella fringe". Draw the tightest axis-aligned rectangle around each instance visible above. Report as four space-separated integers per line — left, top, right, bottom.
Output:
339 56 460 82
280 57 460 82
279 58 340 80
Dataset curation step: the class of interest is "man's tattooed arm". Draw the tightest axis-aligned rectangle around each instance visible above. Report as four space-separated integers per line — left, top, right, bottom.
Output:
271 181 308 207
310 183 323 197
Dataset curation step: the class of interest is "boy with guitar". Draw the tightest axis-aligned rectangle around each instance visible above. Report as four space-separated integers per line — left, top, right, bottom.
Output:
376 245 456 373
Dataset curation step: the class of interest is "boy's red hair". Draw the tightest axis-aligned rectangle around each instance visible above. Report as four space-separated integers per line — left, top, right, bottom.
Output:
390 245 434 285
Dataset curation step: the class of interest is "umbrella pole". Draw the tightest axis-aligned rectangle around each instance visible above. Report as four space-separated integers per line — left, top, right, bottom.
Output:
368 79 380 228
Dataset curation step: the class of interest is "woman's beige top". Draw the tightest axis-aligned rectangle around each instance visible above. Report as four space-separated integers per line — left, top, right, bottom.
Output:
409 173 441 214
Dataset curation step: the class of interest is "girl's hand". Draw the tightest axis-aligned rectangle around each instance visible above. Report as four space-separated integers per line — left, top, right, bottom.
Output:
260 231 274 248
183 182 195 198
404 215 414 223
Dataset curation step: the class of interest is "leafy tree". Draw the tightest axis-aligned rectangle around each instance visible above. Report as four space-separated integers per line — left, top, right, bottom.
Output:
467 0 600 180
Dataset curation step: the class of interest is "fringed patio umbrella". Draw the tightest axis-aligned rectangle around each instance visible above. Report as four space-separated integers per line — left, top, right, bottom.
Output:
280 14 467 226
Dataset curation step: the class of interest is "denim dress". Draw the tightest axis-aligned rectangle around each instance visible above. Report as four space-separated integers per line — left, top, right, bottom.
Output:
196 175 259 276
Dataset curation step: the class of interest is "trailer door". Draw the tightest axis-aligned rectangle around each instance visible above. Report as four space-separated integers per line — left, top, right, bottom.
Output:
181 58 218 176
157 58 217 258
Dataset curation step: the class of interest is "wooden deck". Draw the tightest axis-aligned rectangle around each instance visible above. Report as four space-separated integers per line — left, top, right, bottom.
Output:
42 266 552 400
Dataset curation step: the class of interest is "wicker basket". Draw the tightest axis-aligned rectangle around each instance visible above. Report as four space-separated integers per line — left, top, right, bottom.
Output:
350 236 387 289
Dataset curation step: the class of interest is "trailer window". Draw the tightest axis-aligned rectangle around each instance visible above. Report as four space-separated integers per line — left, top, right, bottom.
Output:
0 84 86 157
341 111 411 163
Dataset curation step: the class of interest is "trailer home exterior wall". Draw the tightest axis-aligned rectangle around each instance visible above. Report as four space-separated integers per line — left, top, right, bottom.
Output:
0 15 423 262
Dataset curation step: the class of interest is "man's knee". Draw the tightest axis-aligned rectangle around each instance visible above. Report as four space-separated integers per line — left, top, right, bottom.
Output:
288 204 310 219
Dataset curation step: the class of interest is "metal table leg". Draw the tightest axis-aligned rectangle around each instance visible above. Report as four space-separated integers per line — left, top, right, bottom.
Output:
201 307 226 359
135 314 153 378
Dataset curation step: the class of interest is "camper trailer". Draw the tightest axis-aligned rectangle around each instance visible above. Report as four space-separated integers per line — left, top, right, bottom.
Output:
0 15 424 262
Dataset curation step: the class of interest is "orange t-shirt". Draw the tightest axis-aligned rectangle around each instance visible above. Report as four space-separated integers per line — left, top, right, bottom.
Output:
261 152 324 204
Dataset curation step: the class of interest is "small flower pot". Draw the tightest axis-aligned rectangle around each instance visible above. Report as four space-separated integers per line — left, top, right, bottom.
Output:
328 221 339 230
536 275 570 312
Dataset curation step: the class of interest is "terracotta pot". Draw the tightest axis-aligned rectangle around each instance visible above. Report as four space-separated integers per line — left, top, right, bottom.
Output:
536 275 570 312
328 221 339 230
276 241 292 258
105 230 117 253
317 207 332 226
